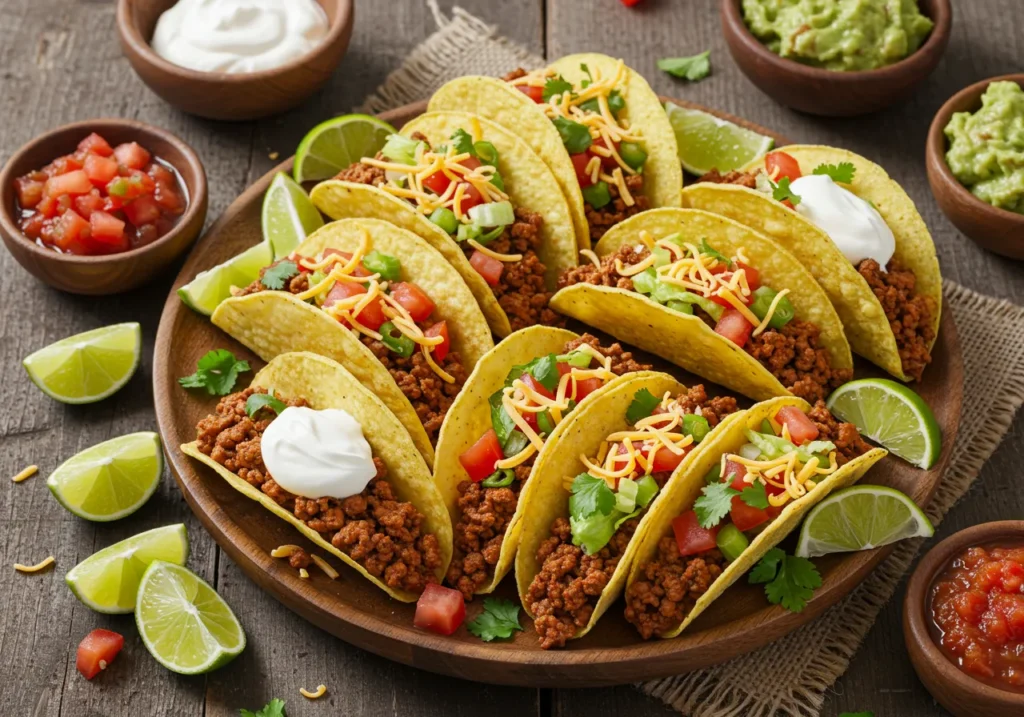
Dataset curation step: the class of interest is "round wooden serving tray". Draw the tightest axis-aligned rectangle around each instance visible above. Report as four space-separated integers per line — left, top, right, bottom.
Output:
154 99 963 687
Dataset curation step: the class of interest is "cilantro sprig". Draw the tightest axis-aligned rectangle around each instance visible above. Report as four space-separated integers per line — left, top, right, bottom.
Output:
467 598 523 641
657 51 711 82
542 75 574 102
179 349 250 396
812 162 856 184
240 698 286 717
749 548 822 613
771 176 802 206
569 473 616 519
698 238 733 268
260 260 299 290
245 390 286 418
694 480 739 529
740 481 769 510
626 388 660 424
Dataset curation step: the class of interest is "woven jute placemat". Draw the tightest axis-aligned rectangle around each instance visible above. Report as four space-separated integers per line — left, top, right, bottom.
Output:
361 5 1024 714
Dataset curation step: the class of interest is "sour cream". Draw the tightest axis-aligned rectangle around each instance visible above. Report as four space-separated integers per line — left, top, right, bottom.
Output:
790 174 895 269
261 406 376 500
152 0 329 75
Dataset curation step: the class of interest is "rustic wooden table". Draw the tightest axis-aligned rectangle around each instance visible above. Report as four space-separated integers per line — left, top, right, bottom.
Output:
3 1 1023 715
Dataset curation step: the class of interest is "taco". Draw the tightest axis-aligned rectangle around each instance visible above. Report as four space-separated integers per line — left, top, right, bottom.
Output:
211 218 495 467
684 146 941 382
624 396 886 639
514 372 744 648
433 326 655 600
310 111 578 337
182 351 453 602
429 53 683 248
553 208 854 403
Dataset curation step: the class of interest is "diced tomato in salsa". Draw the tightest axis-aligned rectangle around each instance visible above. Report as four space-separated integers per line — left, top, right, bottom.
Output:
424 321 450 361
391 282 436 322
673 511 719 557
76 629 124 680
46 170 92 198
84 154 119 187
765 151 802 182
114 142 151 170
775 406 819 444
90 211 126 247
459 428 504 482
714 309 755 347
469 250 504 286
123 195 161 227
414 584 466 635
15 177 44 208
78 133 113 157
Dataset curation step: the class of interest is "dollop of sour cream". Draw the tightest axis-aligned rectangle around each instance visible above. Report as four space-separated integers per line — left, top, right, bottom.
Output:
261 406 376 500
790 174 895 269
152 0 330 75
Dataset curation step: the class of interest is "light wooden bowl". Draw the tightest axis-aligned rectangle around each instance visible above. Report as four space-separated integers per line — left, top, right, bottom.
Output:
116 0 355 121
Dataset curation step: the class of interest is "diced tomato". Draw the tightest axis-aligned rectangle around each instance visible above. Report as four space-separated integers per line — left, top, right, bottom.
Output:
45 170 93 197
647 445 687 474
730 496 771 532
570 153 593 188
102 195 123 212
573 377 604 401
469 249 504 286
515 84 545 103
45 154 83 177
455 183 484 214
421 170 451 195
775 405 819 444
424 321 450 361
414 584 466 635
521 373 555 400
324 280 367 303
154 180 185 213
355 298 387 331
123 195 161 227
736 262 760 291
459 156 482 171
459 428 504 482
78 132 114 157
321 248 371 277
714 308 754 347
709 290 738 309
390 282 436 322
589 137 620 171
20 213 47 239
15 177 44 208
765 151 802 182
90 211 126 246
722 460 748 489
113 142 151 170
76 628 124 680
146 162 176 185
36 194 59 218
673 511 720 557
74 191 104 219
780 199 795 210
51 209 91 251
84 154 119 186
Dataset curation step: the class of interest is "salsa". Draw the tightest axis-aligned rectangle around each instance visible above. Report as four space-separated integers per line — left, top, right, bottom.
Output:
13 132 187 255
930 543 1024 692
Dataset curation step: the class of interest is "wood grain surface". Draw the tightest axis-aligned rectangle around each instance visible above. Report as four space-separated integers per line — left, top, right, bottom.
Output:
1 1 1021 715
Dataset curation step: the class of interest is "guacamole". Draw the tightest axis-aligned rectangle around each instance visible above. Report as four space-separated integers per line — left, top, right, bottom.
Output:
742 0 934 72
945 81 1024 215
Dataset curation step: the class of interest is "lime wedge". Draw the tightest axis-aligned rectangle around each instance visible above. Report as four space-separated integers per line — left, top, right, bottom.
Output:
177 241 273 316
47 431 163 522
23 322 141 404
65 524 189 614
135 561 245 674
796 485 934 558
293 114 396 184
827 378 941 469
262 172 324 259
665 102 774 175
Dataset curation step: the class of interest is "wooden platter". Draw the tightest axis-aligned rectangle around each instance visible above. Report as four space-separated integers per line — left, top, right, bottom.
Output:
153 98 963 687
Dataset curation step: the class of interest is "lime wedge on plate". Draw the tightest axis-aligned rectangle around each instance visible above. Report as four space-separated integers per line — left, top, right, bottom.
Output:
293 114 396 184
23 322 141 404
262 172 324 258
47 431 163 521
796 485 934 558
177 241 273 316
136 561 245 674
665 102 774 175
66 524 189 614
827 378 941 469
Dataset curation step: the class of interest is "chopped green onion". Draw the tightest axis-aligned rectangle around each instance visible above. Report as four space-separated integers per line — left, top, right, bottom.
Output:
473 141 499 166
635 474 659 507
468 200 515 227
739 443 762 460
619 142 647 171
556 350 592 368
537 410 555 435
682 414 711 443
502 430 529 458
381 134 424 165
749 286 795 330
481 469 515 488
457 223 482 243
716 524 749 562
582 181 611 209
761 419 775 435
615 478 639 513
429 207 458 234
379 322 415 358
362 250 401 281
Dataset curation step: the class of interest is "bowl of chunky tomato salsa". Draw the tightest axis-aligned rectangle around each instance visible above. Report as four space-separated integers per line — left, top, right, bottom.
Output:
0 118 206 294
904 521 1024 717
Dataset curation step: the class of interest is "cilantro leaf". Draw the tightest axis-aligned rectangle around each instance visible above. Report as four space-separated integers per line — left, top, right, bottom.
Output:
580 62 593 83
740 480 769 509
749 548 785 584
772 176 802 206
694 481 739 529
626 388 660 424
245 391 286 418
467 598 523 641
240 698 286 717
698 238 733 268
542 75 573 102
450 128 475 156
569 473 615 520
260 260 299 290
812 162 855 184
552 116 592 154
749 548 821 613
179 349 250 396
507 353 559 392
657 51 711 82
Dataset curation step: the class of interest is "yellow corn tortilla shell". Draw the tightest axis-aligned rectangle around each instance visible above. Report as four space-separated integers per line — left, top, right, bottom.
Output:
514 372 745 642
551 208 853 401
212 218 496 467
181 351 453 603
625 396 887 638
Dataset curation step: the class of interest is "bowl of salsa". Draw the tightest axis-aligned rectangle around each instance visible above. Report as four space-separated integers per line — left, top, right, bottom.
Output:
0 119 207 294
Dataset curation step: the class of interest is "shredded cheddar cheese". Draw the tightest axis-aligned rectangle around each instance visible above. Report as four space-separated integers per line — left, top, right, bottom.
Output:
299 568 310 579
580 249 601 268
270 545 303 559
14 556 55 574
300 685 328 700
311 554 339 580
11 465 37 483
467 238 522 263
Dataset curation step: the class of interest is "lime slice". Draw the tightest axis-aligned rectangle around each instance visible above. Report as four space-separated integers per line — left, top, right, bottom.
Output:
65 524 189 614
262 172 324 259
796 485 934 558
827 378 941 469
666 102 775 175
47 431 163 521
177 241 273 316
23 322 141 404
293 114 396 184
136 561 245 674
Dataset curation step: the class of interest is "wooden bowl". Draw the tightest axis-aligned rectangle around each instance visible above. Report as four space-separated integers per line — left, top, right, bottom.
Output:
720 0 951 116
116 0 354 121
903 521 1024 717
0 119 207 295
926 75 1024 259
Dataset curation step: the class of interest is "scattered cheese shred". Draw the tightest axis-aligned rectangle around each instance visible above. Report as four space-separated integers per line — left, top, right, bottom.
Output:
11 465 37 483
14 556 55 574
310 554 339 580
300 685 327 700
270 545 304 559
467 238 522 263
299 568 310 579
752 289 791 337
580 249 601 268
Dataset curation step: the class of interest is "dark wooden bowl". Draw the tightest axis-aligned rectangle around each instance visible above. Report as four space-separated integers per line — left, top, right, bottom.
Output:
926 75 1024 259
903 521 1024 717
720 0 951 116
116 0 354 121
0 119 207 295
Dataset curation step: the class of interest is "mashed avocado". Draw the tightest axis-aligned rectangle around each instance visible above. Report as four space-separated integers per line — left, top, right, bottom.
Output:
742 0 934 71
945 82 1024 215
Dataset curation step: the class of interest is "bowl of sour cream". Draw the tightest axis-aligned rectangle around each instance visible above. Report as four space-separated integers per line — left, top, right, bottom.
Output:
117 0 354 121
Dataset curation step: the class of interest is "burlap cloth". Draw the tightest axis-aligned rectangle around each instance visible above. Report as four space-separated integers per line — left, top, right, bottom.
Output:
360 5 1024 715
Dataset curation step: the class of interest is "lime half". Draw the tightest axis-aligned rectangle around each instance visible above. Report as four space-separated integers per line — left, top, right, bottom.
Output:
293 114 396 184
262 172 324 259
23 322 141 404
66 524 189 614
136 561 245 674
666 102 774 176
827 378 941 469
796 485 934 558
47 431 163 522
177 241 273 316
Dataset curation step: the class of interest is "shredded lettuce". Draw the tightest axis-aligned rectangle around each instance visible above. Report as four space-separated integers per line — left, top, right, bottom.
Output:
568 473 660 555
632 268 725 320
468 200 515 227
744 429 835 463
381 134 424 165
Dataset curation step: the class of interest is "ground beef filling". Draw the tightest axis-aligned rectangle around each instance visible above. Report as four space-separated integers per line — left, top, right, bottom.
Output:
857 258 935 382
586 175 650 241
195 388 442 594
668 384 740 428
807 399 871 466
697 169 759 188
557 243 643 291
